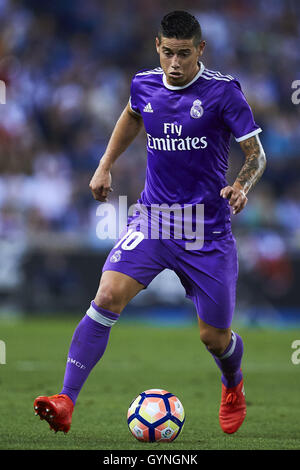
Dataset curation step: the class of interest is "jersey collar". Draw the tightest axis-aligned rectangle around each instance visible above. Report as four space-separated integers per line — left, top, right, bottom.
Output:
162 62 205 90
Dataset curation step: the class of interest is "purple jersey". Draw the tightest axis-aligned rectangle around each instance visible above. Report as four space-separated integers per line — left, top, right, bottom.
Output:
129 62 262 239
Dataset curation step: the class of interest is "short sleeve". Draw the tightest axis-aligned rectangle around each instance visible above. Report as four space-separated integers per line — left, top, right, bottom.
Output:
221 80 262 142
128 76 142 116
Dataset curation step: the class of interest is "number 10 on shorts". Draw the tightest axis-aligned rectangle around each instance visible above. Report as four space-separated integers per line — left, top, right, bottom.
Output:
114 229 145 251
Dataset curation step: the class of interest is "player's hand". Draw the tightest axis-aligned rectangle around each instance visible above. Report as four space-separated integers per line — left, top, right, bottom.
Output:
220 183 248 215
89 164 113 202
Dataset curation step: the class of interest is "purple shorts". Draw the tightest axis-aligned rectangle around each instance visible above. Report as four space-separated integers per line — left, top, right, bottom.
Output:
102 228 238 329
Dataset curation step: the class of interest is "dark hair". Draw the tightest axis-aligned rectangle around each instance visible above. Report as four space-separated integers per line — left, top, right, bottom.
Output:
158 11 202 46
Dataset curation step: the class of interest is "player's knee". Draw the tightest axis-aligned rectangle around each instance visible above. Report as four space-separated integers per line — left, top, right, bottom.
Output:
200 328 229 356
94 288 123 314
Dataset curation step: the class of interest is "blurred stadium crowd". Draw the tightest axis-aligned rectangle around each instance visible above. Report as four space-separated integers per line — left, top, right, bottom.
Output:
0 0 299 317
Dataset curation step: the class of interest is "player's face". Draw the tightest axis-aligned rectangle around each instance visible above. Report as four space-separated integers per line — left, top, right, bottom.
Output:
156 36 205 87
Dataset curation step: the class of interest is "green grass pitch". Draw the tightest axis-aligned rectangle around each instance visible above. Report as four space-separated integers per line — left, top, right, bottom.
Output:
0 315 300 450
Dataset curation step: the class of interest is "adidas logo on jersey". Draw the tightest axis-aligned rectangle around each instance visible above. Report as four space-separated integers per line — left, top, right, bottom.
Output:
143 102 153 113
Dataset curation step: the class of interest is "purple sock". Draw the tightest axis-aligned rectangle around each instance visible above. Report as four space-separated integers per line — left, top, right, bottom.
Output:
209 331 243 388
60 301 119 405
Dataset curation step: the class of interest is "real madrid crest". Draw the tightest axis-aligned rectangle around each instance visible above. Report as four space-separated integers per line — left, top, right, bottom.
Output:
110 249 122 263
190 99 204 119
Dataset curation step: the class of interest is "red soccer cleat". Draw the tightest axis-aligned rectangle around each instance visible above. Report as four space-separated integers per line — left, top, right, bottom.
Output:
33 394 74 434
219 378 246 434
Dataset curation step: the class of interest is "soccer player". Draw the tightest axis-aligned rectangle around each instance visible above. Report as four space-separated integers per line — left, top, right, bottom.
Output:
34 11 266 435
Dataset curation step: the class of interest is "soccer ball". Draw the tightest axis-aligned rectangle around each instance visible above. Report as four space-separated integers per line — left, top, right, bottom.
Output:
127 389 185 442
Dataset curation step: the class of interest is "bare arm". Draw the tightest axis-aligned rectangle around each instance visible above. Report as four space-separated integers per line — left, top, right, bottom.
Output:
220 134 267 214
89 103 143 202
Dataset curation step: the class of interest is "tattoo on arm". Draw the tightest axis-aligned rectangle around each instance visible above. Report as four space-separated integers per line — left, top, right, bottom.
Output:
236 135 266 194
